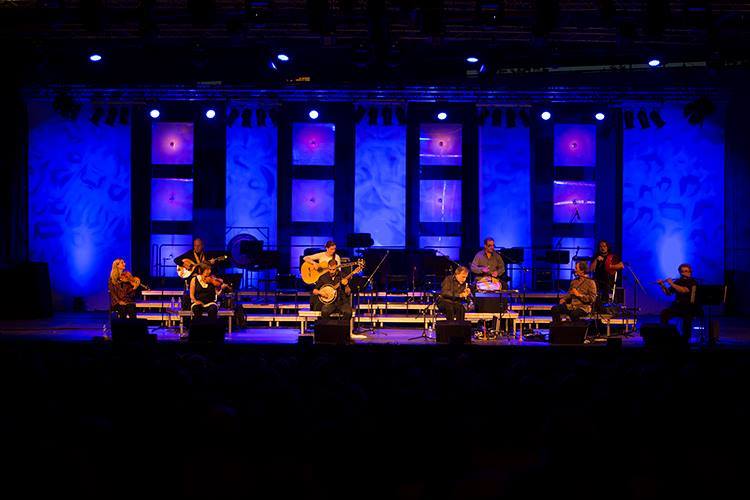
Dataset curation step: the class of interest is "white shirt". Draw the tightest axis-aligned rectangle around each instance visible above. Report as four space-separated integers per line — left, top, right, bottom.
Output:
306 251 341 267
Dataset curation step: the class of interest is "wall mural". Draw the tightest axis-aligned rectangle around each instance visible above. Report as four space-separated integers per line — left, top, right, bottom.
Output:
28 101 131 310
354 124 407 247
622 102 725 313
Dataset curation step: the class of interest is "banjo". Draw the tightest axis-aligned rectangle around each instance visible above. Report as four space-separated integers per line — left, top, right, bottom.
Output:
317 263 365 305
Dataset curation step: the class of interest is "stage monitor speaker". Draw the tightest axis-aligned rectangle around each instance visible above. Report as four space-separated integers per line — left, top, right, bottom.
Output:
435 320 473 345
111 319 154 343
640 323 683 348
189 318 226 343
314 319 351 345
549 322 589 344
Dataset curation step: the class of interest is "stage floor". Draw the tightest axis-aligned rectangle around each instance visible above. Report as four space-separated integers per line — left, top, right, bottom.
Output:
2 312 750 348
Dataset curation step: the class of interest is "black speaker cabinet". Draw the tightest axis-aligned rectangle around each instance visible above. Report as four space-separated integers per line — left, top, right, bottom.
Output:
474 293 508 313
640 323 683 348
549 322 589 344
189 318 226 343
435 320 473 344
314 319 351 345
111 318 153 343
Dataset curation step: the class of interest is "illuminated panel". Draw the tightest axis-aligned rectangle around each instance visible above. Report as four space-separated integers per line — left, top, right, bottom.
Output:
292 123 336 165
354 124 406 246
554 124 596 167
28 101 132 310
290 236 330 275
151 178 193 221
291 179 335 222
420 180 462 223
419 124 462 166
150 234 193 277
419 236 461 261
151 122 194 165
553 181 596 223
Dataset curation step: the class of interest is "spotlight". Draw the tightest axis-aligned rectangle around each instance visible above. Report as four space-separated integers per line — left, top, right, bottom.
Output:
149 109 160 119
540 111 552 121
277 53 290 62
309 109 319 120
205 109 216 119
684 97 715 126
395 106 407 125
382 106 393 126
506 108 516 127
368 107 379 125
491 108 502 126
595 112 606 121
119 107 129 125
648 58 661 67
519 109 530 127
436 112 447 121
637 109 650 128
256 109 267 126
649 110 666 128
90 107 104 125
354 105 366 124
227 108 239 126
477 108 490 126
105 107 118 126
268 107 281 126
623 110 635 129
241 109 252 127
466 56 479 63
89 54 102 62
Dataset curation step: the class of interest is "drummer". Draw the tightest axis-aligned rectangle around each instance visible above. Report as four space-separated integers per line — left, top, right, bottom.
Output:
470 237 506 290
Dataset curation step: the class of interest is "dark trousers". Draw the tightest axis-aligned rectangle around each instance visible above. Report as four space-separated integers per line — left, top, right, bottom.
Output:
321 301 353 321
438 298 465 322
660 303 695 340
551 303 588 323
192 304 218 320
113 303 137 320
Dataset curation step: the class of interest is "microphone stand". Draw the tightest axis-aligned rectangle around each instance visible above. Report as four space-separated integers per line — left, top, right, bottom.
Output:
624 263 648 335
355 250 389 336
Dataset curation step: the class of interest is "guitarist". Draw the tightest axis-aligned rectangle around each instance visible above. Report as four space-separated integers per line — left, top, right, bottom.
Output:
302 240 341 273
589 240 624 303
312 259 353 321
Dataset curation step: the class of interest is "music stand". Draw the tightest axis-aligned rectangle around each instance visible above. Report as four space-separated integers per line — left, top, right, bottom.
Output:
695 285 727 343
544 250 570 299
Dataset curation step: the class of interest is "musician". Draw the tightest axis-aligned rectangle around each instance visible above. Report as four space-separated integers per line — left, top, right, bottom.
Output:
303 240 342 270
438 266 471 322
470 237 506 284
551 261 598 323
658 263 700 341
190 263 219 320
589 240 624 302
108 258 138 319
312 259 353 321
174 237 208 271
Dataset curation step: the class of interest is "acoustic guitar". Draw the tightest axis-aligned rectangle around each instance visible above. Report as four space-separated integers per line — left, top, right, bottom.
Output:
300 259 365 285
176 255 228 279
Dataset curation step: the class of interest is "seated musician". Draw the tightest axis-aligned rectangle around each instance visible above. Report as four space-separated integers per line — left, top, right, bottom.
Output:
470 237 506 289
658 263 701 341
589 240 624 303
312 259 353 321
551 261 598 323
303 240 342 270
438 266 471 322
190 264 219 320
174 237 208 274
108 258 138 319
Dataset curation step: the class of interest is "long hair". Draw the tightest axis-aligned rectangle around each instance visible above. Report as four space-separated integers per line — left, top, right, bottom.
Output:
109 258 125 284
597 240 611 255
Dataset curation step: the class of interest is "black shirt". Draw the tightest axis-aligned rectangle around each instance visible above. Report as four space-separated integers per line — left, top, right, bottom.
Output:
440 275 469 302
670 277 698 305
592 252 621 285
174 250 206 268
315 271 350 303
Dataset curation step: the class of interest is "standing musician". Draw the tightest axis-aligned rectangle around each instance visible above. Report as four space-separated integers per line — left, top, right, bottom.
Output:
470 237 506 289
303 240 342 271
108 258 142 319
438 266 472 322
551 261 598 323
312 259 353 321
190 264 219 320
658 263 700 341
589 240 624 302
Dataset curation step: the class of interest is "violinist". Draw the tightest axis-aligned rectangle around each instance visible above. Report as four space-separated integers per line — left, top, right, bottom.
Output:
108 258 142 319
190 264 219 320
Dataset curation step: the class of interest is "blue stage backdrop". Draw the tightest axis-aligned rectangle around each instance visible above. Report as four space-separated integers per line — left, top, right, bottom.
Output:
225 120 278 250
354 123 407 247
623 102 725 313
28 101 131 310
479 125 532 257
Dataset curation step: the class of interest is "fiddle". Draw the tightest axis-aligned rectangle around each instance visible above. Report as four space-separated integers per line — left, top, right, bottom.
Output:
205 274 232 294
121 270 149 290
